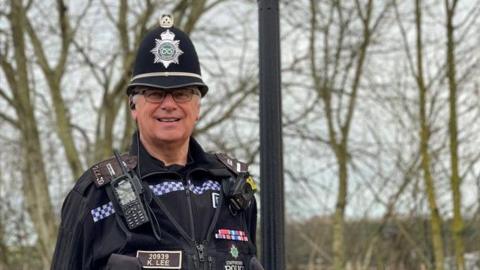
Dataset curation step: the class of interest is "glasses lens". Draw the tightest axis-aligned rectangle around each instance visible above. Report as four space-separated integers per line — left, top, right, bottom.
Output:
172 89 194 102
144 90 166 103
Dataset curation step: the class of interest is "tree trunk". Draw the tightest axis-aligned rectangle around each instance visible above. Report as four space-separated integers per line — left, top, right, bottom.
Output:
333 146 348 270
444 0 465 269
9 1 58 267
307 0 378 268
414 1 445 269
47 77 84 178
0 221 9 269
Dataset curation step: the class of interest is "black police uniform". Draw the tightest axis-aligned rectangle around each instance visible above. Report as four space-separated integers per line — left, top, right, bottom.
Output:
51 133 261 269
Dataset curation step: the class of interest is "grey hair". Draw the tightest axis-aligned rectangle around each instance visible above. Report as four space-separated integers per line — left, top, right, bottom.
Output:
131 93 141 103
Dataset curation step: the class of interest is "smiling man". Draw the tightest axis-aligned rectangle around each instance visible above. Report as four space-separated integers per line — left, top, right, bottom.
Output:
51 15 263 270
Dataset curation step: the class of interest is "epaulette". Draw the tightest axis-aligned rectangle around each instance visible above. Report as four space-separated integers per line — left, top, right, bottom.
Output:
90 154 137 188
215 153 248 175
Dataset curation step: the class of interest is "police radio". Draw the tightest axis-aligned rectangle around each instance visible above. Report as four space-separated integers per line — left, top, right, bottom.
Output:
111 150 149 229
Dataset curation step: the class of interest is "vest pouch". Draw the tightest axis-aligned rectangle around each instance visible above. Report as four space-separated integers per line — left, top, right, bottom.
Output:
105 253 142 270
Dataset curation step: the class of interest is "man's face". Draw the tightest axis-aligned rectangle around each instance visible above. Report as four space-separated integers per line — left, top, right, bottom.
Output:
131 87 201 147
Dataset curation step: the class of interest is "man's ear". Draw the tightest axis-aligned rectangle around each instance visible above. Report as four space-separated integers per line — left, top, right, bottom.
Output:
130 98 138 121
196 101 201 121
131 107 138 121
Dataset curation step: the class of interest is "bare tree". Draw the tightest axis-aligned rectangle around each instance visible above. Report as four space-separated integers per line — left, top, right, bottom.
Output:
444 0 466 269
394 0 446 268
306 0 392 268
0 1 58 267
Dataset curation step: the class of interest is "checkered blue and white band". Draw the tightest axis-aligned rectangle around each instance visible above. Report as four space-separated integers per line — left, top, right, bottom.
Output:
149 180 221 196
149 181 185 196
90 180 221 222
91 202 115 222
189 180 221 195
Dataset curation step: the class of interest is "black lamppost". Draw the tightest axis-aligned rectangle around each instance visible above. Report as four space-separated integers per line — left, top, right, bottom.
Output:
258 0 285 269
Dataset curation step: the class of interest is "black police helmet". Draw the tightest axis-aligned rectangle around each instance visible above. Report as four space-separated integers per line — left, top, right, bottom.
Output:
127 15 208 96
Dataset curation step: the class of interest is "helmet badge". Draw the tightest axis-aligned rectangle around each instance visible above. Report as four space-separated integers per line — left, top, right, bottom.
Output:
150 15 183 68
159 14 174 28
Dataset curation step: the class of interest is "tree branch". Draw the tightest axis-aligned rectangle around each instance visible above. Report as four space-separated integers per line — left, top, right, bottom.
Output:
0 111 19 129
55 0 74 77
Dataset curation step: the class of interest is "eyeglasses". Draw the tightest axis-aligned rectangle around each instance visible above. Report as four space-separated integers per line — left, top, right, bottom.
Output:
135 87 201 103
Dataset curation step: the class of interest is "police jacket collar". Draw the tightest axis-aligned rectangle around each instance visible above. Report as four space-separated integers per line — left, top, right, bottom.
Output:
128 131 225 177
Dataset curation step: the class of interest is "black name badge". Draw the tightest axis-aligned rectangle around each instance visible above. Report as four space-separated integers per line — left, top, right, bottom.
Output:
136 250 182 269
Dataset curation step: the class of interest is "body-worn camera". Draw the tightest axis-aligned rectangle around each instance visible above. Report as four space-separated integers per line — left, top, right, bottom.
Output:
224 172 257 213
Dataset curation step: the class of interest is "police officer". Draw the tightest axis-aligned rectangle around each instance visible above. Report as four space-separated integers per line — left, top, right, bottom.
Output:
51 15 263 270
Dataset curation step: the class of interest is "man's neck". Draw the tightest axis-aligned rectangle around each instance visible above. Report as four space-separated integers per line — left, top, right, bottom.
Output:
140 135 190 166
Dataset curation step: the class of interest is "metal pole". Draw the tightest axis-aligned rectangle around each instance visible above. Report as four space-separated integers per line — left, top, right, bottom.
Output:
258 0 285 269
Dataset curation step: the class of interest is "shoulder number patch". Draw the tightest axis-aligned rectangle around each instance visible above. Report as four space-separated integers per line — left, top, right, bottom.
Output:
215 153 248 174
90 154 137 188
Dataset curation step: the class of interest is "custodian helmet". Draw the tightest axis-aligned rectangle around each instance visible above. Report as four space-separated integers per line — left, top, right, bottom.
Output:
126 15 208 96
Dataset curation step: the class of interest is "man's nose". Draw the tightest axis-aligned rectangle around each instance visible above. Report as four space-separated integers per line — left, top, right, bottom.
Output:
159 93 177 109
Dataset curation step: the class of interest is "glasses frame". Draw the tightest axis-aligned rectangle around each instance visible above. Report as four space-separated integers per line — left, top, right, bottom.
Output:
134 86 201 104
